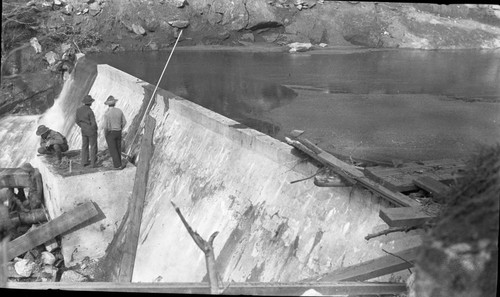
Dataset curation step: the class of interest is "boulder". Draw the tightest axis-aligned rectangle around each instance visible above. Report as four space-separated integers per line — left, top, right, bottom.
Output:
41 251 56 265
132 24 146 35
287 42 313 52
174 0 187 8
44 238 59 252
168 20 190 29
89 2 101 16
60 270 86 282
30 37 42 53
14 259 35 277
44 51 59 66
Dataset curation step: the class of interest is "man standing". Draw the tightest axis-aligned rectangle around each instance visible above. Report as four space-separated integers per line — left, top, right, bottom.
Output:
36 125 69 165
103 96 127 170
76 95 98 167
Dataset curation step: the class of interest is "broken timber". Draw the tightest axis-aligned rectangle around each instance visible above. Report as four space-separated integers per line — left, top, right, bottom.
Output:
5 201 99 261
101 115 156 282
0 168 32 188
379 207 434 228
6 281 407 295
364 159 464 192
285 136 420 207
312 246 420 282
413 176 450 200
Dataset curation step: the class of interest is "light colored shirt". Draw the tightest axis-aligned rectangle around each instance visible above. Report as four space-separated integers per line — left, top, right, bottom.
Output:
104 107 127 131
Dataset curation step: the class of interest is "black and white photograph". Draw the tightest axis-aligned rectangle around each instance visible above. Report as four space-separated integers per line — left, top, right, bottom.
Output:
1 0 499 296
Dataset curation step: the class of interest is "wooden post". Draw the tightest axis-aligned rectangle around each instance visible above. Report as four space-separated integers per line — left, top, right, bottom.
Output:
0 236 8 287
171 201 221 294
101 115 156 282
6 201 99 261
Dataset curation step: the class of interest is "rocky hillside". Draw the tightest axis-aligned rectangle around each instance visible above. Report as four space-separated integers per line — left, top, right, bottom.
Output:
1 0 500 117
41 0 500 52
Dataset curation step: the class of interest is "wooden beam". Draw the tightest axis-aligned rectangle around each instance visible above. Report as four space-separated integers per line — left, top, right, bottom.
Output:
101 115 156 282
413 176 450 200
6 281 407 295
285 137 420 207
313 246 420 282
6 201 99 261
356 177 421 207
364 159 464 192
380 207 435 227
0 168 31 188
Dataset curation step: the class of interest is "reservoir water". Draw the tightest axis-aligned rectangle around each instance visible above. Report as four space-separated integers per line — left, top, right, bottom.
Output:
88 48 500 163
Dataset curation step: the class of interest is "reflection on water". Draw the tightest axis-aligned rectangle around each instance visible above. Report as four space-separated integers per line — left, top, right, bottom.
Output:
87 49 500 161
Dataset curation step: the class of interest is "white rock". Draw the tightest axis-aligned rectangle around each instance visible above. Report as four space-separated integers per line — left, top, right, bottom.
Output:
76 53 85 60
301 289 323 296
30 37 42 53
41 251 56 265
54 0 62 5
132 24 146 35
14 259 35 277
83 8 89 14
168 20 189 29
174 0 187 8
44 51 59 65
319 43 327 47
288 42 312 53
62 4 73 15
60 270 86 282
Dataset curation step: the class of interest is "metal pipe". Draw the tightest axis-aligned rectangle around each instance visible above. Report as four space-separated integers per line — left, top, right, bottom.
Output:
125 30 184 159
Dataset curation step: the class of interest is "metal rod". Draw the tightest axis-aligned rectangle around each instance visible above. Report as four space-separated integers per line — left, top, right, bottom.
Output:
125 30 183 157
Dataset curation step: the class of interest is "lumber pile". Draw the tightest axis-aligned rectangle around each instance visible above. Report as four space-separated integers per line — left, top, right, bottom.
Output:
285 133 420 207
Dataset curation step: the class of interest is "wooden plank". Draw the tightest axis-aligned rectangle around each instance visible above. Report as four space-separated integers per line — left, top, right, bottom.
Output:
285 137 420 207
364 160 465 192
379 207 434 227
101 115 156 282
356 177 421 207
6 281 407 295
413 176 450 199
6 201 99 261
313 246 420 282
0 168 31 188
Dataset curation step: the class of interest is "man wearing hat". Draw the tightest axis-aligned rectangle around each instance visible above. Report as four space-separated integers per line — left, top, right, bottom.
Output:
36 125 69 165
103 95 127 170
76 95 98 167
19 162 43 209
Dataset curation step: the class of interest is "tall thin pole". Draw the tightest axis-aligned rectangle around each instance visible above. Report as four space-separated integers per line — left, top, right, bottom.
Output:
125 30 183 158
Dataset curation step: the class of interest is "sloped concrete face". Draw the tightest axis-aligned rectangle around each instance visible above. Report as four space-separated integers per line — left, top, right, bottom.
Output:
132 95 414 283
32 156 135 267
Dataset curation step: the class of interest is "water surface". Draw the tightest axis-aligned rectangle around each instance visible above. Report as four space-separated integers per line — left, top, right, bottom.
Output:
88 48 500 162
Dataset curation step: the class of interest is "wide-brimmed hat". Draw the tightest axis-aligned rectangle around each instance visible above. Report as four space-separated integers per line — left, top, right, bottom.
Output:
36 125 50 136
20 162 34 172
82 95 95 104
104 96 118 105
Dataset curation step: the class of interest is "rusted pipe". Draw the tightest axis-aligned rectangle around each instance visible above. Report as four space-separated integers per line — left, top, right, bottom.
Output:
9 209 48 226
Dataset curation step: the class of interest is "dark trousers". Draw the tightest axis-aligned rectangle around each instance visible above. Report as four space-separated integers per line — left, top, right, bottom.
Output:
81 133 98 166
38 143 69 161
105 130 122 168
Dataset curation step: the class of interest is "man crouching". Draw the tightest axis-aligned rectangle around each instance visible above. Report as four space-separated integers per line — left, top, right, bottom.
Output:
36 125 69 165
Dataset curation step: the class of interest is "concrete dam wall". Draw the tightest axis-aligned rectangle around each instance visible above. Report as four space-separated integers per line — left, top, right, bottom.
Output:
31 58 420 283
